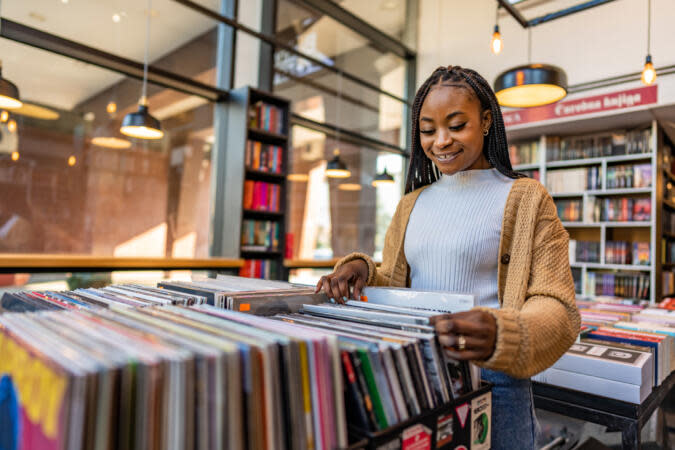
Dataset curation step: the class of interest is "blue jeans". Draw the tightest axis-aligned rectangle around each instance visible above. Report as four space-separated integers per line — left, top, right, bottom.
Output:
481 368 538 450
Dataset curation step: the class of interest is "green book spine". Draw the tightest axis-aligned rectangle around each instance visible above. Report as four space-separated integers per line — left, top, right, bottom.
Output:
357 349 388 430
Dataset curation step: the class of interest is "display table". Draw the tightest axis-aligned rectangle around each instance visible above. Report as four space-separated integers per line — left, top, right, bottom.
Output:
533 372 675 450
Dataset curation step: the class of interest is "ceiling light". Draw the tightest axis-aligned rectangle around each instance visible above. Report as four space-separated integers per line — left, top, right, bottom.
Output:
121 0 163 140
372 168 395 187
0 111 8 123
287 173 309 182
325 149 350 178
491 26 503 55
641 0 656 86
7 119 17 133
338 183 362 191
68 155 76 166
14 103 60 120
106 101 117 114
91 136 132 149
112 13 121 23
0 61 22 110
494 64 567 108
491 5 503 55
11 151 19 161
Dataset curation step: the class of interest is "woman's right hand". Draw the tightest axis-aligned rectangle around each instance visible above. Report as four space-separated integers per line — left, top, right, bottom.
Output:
315 259 369 303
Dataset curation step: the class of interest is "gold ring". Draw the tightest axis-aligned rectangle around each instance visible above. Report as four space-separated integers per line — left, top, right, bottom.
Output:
458 335 466 351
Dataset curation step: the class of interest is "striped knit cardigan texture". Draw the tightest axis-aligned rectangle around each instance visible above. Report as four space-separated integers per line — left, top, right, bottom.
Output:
335 177 581 379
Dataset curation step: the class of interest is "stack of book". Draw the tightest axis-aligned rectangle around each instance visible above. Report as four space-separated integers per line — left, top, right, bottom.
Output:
245 140 284 174
249 101 286 135
243 180 281 212
534 299 675 403
546 128 651 162
569 240 600 263
547 167 601 193
586 197 651 222
584 272 650 300
606 163 652 189
241 219 280 252
556 199 583 222
605 240 650 265
508 140 539 166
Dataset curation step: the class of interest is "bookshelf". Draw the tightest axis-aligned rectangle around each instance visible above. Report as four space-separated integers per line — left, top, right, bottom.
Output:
221 86 290 280
508 119 661 304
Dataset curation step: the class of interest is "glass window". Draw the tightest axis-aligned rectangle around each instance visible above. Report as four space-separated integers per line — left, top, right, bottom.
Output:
333 0 410 43
275 0 407 100
4 0 220 87
286 125 404 260
274 55 405 149
0 39 214 258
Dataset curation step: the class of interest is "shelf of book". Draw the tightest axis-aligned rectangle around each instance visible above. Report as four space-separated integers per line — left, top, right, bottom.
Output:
508 119 660 303
221 86 290 281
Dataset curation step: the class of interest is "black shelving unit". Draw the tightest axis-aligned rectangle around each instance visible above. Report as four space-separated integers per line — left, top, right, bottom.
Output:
223 86 290 280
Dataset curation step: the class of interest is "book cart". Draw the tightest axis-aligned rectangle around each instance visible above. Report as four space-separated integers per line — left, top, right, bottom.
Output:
507 103 675 449
220 86 290 280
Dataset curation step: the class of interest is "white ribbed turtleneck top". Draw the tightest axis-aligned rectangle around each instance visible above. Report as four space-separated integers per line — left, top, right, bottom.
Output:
404 168 514 308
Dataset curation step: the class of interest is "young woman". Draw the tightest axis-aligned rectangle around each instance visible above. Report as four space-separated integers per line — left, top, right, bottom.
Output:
316 66 580 449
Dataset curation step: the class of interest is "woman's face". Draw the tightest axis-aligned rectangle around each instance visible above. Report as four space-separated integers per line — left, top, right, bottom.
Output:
419 83 492 175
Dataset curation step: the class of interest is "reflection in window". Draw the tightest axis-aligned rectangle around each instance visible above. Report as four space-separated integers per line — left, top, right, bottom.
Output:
286 125 404 260
0 40 214 258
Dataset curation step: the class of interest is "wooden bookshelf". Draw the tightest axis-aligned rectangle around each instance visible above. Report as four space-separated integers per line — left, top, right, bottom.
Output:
221 86 290 280
508 119 660 303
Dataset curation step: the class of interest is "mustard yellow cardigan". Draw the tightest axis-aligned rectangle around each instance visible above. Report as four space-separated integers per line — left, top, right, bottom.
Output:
335 177 581 379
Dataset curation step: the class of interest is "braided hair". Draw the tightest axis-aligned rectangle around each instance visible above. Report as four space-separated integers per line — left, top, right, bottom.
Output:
405 65 523 194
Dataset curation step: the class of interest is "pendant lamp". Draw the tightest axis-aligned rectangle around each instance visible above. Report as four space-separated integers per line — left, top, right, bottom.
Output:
494 28 567 108
121 0 163 140
641 0 656 86
0 61 22 110
326 149 350 178
490 5 503 55
372 168 395 187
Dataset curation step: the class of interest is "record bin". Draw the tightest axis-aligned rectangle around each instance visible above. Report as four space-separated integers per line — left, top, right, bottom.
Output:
347 382 492 450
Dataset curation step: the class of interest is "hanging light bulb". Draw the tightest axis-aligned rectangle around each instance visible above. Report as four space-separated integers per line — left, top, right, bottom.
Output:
326 149 350 178
372 168 395 187
491 25 503 55
120 0 163 140
10 151 19 161
0 61 22 110
0 111 8 123
641 55 656 85
68 155 77 166
106 101 117 114
641 1 656 86
7 119 17 133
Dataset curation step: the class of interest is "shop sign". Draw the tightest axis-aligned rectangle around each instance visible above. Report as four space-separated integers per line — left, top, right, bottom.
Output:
503 85 658 126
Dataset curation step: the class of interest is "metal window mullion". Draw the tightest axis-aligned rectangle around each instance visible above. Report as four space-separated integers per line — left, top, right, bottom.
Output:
170 0 410 105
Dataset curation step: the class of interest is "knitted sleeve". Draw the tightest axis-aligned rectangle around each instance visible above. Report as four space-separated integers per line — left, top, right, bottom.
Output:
474 192 581 378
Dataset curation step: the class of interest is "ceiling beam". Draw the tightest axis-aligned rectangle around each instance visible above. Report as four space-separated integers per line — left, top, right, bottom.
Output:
498 0 617 28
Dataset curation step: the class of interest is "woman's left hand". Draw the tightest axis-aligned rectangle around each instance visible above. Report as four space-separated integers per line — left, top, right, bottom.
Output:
430 310 497 361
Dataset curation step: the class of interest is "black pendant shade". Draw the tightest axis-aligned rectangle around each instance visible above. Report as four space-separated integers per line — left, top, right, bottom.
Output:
372 168 395 187
494 64 568 108
120 103 163 139
325 150 350 178
0 68 22 110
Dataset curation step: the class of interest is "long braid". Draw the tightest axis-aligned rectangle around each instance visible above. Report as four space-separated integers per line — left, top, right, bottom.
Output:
405 66 524 194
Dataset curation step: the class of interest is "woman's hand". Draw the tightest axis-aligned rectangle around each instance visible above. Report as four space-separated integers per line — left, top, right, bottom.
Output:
430 310 497 361
315 259 369 303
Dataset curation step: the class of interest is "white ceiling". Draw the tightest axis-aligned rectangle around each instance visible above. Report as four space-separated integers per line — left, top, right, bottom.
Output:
2 0 218 110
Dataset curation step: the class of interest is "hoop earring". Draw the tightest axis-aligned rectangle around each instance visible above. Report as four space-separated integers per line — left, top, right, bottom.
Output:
483 128 489 136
